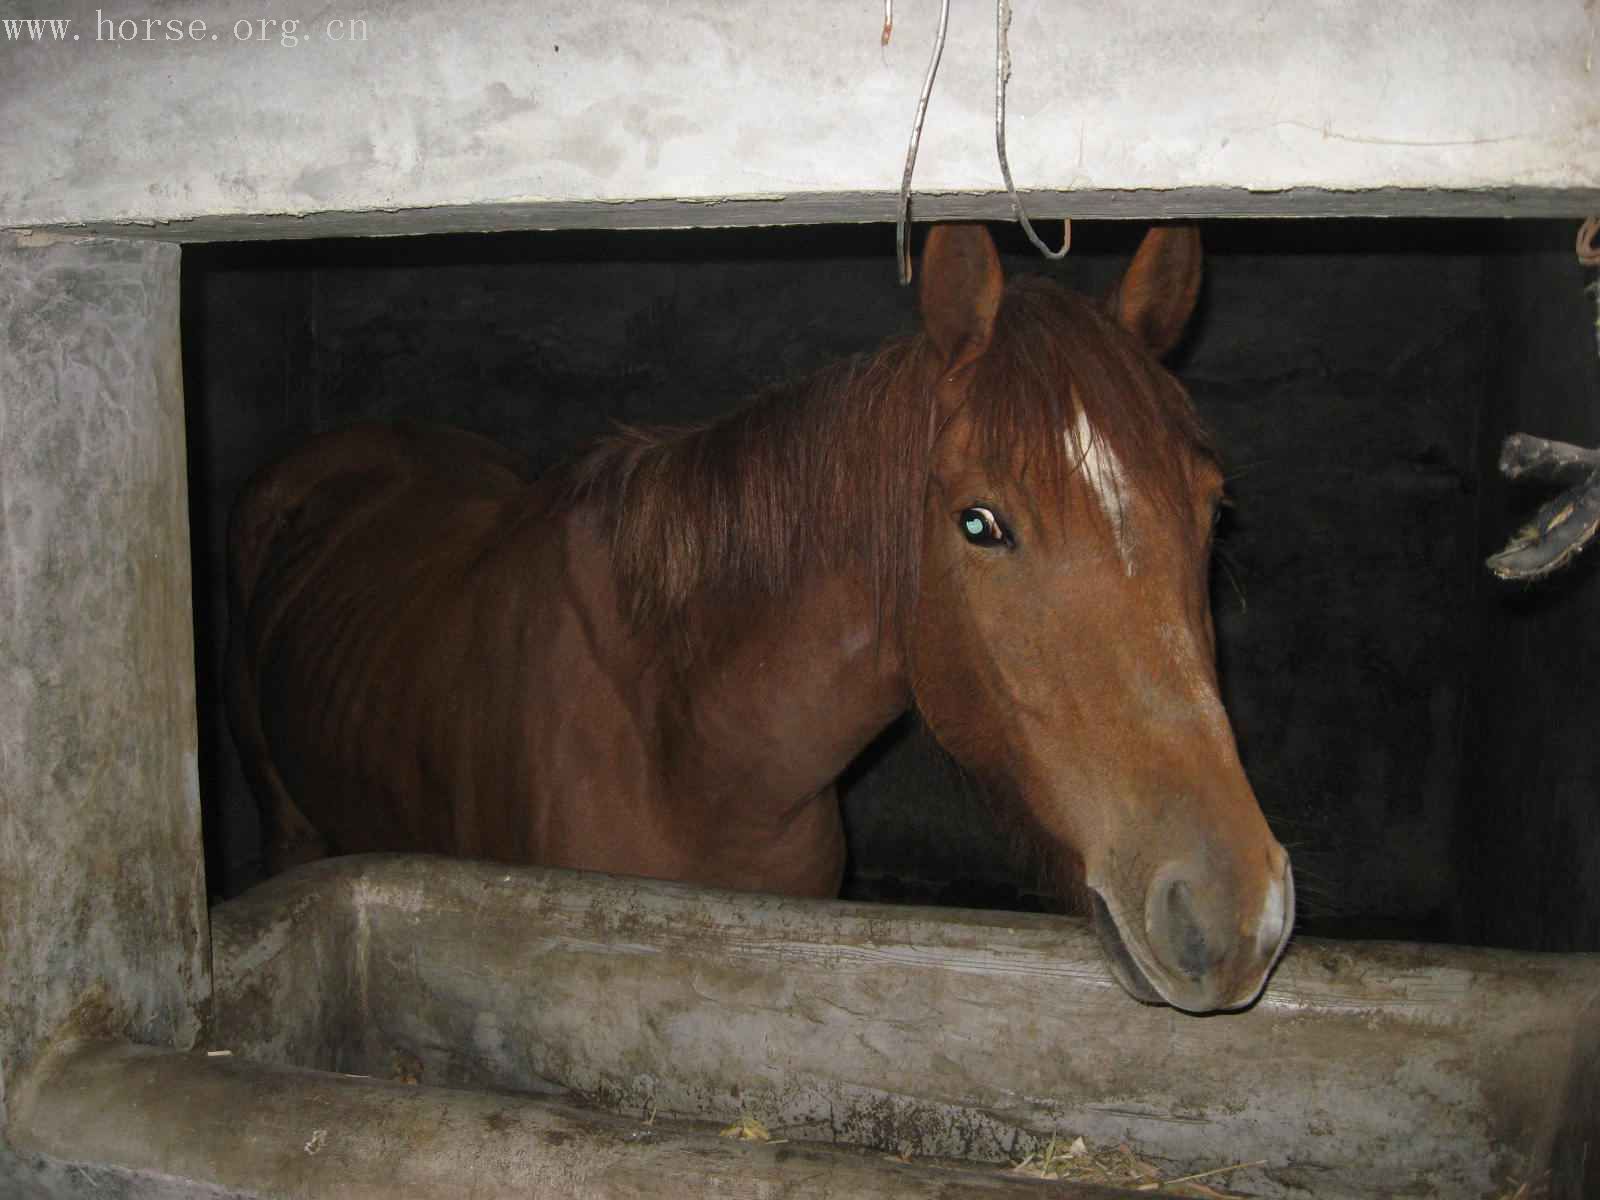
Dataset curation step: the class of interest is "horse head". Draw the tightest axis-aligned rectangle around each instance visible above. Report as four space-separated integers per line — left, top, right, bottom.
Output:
909 225 1292 1013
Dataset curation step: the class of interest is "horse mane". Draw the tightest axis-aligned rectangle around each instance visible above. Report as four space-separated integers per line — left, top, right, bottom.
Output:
565 275 1216 655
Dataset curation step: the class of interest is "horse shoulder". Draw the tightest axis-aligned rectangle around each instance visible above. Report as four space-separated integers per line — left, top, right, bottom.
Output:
475 496 682 872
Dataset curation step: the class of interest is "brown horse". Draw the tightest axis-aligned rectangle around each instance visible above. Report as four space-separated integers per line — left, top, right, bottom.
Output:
227 224 1292 1013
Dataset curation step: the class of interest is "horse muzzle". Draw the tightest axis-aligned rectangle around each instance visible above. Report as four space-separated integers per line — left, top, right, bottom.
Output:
1090 856 1295 1014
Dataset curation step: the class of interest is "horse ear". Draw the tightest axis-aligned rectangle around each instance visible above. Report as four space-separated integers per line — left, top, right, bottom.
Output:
920 224 1003 372
1108 225 1202 359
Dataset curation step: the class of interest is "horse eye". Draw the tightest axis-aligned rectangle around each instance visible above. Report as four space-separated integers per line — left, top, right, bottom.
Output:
958 506 1012 549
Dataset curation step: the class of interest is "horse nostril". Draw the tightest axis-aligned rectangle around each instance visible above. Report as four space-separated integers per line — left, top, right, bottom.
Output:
1148 875 1218 983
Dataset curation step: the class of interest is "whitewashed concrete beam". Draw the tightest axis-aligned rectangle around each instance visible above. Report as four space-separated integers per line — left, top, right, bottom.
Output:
2 0 1599 238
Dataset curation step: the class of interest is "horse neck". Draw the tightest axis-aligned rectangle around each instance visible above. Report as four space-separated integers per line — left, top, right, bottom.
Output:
664 569 911 809
573 338 937 806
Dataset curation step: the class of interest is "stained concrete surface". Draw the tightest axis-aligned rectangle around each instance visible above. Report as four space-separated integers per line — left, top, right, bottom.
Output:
0 233 208 1173
9 1038 1138 1199
209 855 1600 1200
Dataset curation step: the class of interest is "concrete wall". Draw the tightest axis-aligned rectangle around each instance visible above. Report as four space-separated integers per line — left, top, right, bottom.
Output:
0 233 209 1185
3 0 1600 239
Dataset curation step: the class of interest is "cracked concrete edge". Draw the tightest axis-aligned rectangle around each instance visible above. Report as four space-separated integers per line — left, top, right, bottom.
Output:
9 187 1600 246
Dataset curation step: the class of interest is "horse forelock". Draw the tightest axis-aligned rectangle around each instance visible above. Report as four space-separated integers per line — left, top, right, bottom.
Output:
566 274 1215 660
962 279 1217 532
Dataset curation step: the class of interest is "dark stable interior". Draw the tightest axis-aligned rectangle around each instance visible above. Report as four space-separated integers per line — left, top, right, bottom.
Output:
182 219 1600 953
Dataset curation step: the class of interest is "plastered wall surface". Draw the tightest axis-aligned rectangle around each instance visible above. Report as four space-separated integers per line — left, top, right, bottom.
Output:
0 233 209 1170
3 0 1600 239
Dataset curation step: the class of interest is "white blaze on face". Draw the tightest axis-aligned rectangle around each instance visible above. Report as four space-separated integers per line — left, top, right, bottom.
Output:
1069 409 1131 569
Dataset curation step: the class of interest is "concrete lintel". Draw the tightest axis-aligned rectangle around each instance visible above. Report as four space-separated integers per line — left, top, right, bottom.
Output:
4 0 1598 238
14 187 1600 244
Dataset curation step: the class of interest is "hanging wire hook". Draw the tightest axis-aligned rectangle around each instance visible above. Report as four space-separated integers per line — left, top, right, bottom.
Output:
995 0 1069 260
895 0 950 285
895 0 1066 282
1577 215 1600 267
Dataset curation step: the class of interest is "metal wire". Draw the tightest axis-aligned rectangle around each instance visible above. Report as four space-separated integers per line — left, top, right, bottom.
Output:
895 0 950 285
895 0 1069 283
995 0 1069 260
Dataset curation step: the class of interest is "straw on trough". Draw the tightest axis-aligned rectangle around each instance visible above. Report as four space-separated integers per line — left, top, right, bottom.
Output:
1009 1133 1262 1198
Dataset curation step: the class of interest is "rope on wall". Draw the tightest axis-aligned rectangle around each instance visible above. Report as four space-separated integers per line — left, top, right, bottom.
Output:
893 0 1070 284
1484 217 1600 581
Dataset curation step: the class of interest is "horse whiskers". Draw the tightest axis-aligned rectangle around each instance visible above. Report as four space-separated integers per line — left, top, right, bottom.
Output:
1213 545 1249 614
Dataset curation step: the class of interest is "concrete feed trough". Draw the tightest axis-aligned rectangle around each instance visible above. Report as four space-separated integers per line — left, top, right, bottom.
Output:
193 855 1598 1199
